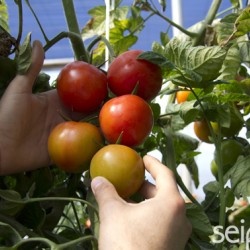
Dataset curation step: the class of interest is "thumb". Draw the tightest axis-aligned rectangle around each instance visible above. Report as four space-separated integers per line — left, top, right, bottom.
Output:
91 176 122 208
10 40 44 93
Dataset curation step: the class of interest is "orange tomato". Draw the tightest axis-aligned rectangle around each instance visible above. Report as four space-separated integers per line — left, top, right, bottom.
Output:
176 90 191 104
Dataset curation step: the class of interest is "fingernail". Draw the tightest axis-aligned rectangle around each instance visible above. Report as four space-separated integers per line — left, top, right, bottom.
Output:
91 176 105 194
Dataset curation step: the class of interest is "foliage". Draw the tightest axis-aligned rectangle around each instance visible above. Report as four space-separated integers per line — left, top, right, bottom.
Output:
1 0 250 249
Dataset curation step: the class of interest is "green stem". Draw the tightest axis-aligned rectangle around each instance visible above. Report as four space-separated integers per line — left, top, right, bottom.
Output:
61 0 89 61
43 31 84 53
148 5 198 38
0 196 99 219
71 201 82 233
214 128 226 250
15 0 23 46
57 235 98 250
162 127 201 208
25 0 49 42
12 237 57 250
192 0 222 46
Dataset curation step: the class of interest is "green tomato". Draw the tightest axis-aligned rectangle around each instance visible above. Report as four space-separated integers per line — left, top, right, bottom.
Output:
214 139 244 174
90 144 145 198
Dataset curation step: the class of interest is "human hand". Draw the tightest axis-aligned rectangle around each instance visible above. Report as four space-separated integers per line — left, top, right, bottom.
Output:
91 155 192 250
0 40 79 175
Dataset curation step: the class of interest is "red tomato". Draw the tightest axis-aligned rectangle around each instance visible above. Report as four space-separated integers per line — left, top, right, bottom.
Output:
48 121 104 173
57 61 108 113
107 50 162 101
99 94 154 147
90 144 145 198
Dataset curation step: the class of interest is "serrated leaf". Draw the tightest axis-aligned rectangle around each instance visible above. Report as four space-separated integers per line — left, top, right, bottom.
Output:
218 44 241 81
82 5 129 41
227 155 250 200
186 203 213 241
222 6 250 45
17 32 32 74
239 41 250 63
234 6 250 37
0 0 9 32
138 51 174 68
215 13 238 45
164 38 227 88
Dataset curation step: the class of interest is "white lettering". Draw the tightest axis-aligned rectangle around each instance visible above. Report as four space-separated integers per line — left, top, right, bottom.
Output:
225 225 239 244
213 226 225 243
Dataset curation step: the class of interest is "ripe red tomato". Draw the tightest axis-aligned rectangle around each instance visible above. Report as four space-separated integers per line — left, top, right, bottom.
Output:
90 144 145 198
107 50 162 101
99 94 154 147
57 61 108 113
48 121 104 173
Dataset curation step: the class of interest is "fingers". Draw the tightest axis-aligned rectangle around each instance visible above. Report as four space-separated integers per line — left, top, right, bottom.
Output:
139 180 156 199
143 155 180 198
91 176 123 208
11 40 45 93
24 40 45 82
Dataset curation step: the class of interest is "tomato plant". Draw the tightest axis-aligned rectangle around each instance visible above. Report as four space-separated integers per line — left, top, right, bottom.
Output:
107 50 163 101
48 121 103 173
90 144 145 198
99 94 154 147
2 1 250 249
57 61 108 113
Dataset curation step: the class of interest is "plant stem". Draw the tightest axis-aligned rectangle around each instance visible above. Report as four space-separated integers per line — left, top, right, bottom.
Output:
162 127 201 208
25 0 49 42
43 31 84 53
192 0 222 46
214 132 226 250
61 0 89 62
57 235 98 250
147 5 198 38
15 0 23 46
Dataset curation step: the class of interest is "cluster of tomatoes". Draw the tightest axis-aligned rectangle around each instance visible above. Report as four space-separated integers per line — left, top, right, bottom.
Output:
176 89 245 179
48 50 163 198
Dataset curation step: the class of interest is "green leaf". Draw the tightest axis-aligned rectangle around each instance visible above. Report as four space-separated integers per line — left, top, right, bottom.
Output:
138 51 175 68
215 13 238 45
186 203 213 241
17 32 32 74
163 38 227 88
227 155 250 200
0 189 24 216
217 44 241 81
233 6 250 37
82 5 129 41
0 0 9 32
222 6 250 44
0 222 22 247
16 202 46 230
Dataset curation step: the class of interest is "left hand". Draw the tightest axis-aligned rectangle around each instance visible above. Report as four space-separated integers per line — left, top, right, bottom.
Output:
0 40 81 175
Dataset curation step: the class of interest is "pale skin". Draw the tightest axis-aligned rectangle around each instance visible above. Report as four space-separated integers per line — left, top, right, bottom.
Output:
92 155 192 250
0 40 81 175
0 40 192 249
